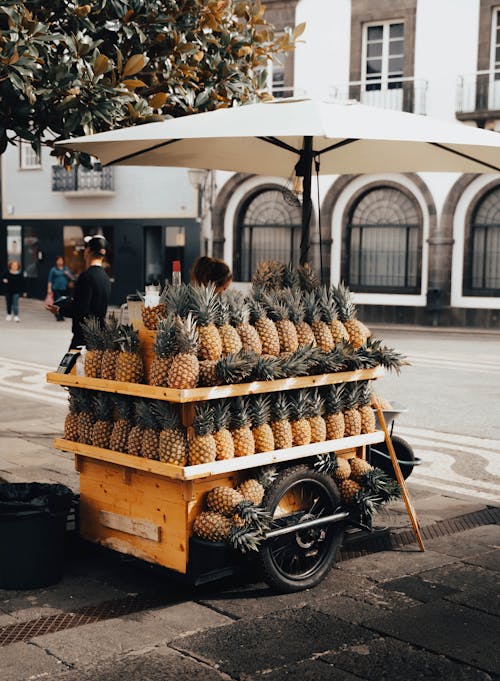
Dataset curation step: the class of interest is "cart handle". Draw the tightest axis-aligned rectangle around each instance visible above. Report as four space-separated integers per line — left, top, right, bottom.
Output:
264 510 349 539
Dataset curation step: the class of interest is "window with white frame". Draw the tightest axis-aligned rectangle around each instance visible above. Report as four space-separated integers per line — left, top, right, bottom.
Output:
464 186 500 295
363 21 404 91
491 7 500 79
19 141 41 169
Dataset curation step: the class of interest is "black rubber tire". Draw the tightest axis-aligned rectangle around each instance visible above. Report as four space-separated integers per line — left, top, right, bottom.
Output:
259 465 344 593
369 435 416 480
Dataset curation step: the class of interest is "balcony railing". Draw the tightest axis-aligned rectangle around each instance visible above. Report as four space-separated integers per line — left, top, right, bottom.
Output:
52 166 115 194
456 70 500 115
329 77 428 115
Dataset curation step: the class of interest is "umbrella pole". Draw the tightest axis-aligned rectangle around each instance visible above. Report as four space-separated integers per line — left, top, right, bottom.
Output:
299 136 313 265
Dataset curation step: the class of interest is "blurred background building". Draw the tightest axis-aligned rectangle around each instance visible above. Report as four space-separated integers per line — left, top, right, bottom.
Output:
1 0 499 327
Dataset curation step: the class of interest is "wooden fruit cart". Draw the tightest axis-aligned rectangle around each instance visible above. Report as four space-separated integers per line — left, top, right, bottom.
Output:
47 360 423 592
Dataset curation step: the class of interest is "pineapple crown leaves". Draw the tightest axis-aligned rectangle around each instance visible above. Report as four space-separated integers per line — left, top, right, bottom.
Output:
314 452 341 476
348 346 378 370
281 287 305 324
151 400 181 431
251 260 286 291
212 399 232 431
81 316 107 350
270 391 291 422
249 393 272 427
216 294 232 326
224 290 249 326
164 283 191 317
316 286 340 323
276 344 318 377
362 467 402 503
312 345 350 374
215 349 257 385
117 324 141 354
73 388 94 412
365 337 409 374
324 383 345 415
234 499 272 529
255 465 279 488
343 382 360 410
297 263 321 291
308 388 324 417
330 281 357 323
113 395 133 420
135 399 159 431
247 297 271 324
301 289 322 324
92 392 115 421
188 283 220 326
227 522 266 554
357 380 373 407
174 312 199 355
251 353 287 381
288 389 310 421
154 313 178 358
230 396 251 429
193 402 215 436
103 314 121 351
261 291 290 322
281 263 300 289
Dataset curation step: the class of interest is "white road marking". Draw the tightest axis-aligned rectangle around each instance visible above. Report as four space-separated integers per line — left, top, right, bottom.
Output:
0 356 67 405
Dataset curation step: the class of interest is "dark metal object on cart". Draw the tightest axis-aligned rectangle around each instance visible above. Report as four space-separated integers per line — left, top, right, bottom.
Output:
370 402 421 480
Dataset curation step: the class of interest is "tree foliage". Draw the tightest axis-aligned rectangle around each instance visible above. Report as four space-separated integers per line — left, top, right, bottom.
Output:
0 0 302 161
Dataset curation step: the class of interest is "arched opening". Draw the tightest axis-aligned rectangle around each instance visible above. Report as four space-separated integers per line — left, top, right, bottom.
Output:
464 185 500 296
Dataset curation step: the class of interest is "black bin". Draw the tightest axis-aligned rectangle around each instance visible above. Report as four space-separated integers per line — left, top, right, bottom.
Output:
0 483 74 589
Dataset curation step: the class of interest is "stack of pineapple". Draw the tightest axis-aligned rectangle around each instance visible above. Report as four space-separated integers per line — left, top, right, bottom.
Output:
81 317 144 384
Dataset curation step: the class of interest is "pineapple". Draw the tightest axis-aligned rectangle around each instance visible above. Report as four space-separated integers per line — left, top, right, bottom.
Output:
164 282 191 318
206 485 267 527
303 290 334 351
323 384 346 440
331 282 370 349
167 313 200 389
289 390 312 446
198 349 255 387
270 392 293 450
101 315 121 380
64 389 80 441
317 287 349 345
339 478 362 505
315 452 351 481
365 338 409 374
127 399 144 457
217 293 243 355
189 283 222 361
81 316 106 378
109 395 133 453
226 291 262 355
249 394 274 453
282 288 316 348
193 511 233 542
248 299 280 356
140 285 167 330
153 401 187 466
343 382 362 437
307 389 327 443
230 396 255 458
91 392 114 449
115 324 144 384
76 390 95 445
251 353 286 381
136 400 160 460
236 478 265 505
188 403 217 465
358 381 377 434
349 457 374 482
212 399 235 461
297 262 321 291
150 313 177 387
262 291 299 354
252 260 286 291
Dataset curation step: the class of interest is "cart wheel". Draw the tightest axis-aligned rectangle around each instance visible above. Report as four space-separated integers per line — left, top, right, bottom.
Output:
259 465 344 593
369 435 416 480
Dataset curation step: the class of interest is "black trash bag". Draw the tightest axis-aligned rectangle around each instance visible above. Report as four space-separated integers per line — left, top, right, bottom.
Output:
0 483 74 517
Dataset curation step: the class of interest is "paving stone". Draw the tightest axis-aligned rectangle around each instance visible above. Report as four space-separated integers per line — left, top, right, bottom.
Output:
418 562 500 593
0 641 68 681
196 568 376 619
172 606 376 678
374 494 487 528
365 600 500 675
246 658 364 680
51 646 227 681
464 550 500 572
336 549 457 582
380 575 459 602
445 587 500 617
130 601 233 632
321 636 494 681
422 525 500 558
312 595 389 624
350 586 420 611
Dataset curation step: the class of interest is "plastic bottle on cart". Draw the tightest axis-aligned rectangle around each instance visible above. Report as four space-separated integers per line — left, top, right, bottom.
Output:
76 346 86 376
172 260 181 286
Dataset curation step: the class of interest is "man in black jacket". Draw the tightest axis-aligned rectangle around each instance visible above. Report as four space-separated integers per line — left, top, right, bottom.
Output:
45 236 111 348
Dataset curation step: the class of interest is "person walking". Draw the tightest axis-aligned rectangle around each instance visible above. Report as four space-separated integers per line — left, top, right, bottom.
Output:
47 256 75 321
2 260 25 322
190 256 232 292
45 236 111 348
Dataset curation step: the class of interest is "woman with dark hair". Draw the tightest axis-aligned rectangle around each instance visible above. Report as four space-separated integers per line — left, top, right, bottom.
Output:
190 256 232 292
2 260 25 322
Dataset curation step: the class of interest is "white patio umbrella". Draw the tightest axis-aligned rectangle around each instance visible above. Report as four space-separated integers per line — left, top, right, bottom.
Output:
58 98 500 262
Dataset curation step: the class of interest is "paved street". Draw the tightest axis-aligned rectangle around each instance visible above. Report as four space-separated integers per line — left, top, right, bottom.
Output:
0 300 498 680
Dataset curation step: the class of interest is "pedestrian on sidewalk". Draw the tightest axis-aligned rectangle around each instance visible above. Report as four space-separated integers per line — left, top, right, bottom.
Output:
2 260 25 322
190 256 232 292
46 256 75 321
45 236 111 349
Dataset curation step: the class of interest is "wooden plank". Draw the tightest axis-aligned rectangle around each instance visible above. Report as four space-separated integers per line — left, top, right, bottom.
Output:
54 432 385 481
46 365 386 403
99 510 161 542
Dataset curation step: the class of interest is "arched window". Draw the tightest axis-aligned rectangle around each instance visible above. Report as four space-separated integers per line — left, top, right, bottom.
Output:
346 185 422 293
235 187 302 281
465 187 500 296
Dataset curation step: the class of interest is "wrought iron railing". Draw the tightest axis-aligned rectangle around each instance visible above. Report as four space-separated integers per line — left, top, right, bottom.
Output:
456 70 500 114
329 77 428 115
51 166 114 192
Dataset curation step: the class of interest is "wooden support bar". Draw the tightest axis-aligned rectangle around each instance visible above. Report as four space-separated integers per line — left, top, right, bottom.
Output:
373 400 425 552
99 510 161 542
